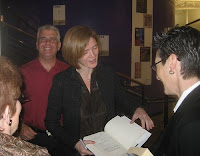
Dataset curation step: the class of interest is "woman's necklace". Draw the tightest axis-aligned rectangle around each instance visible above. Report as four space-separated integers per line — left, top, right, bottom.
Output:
76 69 92 82
86 78 91 82
81 74 91 82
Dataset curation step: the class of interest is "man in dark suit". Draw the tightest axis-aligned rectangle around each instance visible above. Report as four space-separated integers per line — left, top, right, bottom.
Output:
151 26 200 156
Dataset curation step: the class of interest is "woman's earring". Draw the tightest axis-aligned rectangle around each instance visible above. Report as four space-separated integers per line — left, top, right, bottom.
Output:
169 70 174 75
8 119 12 126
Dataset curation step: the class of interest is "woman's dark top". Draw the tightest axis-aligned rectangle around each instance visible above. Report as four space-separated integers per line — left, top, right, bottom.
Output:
45 64 139 155
78 70 107 138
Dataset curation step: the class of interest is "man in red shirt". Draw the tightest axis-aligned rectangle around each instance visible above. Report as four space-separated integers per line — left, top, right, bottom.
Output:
20 25 69 155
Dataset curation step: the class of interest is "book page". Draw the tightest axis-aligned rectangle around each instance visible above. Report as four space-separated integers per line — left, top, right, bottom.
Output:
128 147 153 156
104 116 151 149
84 132 129 156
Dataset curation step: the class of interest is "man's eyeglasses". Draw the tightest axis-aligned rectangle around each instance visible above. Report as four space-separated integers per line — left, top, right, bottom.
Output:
38 37 57 43
151 59 163 72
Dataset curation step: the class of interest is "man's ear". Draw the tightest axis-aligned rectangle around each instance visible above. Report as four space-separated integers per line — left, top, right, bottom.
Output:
2 106 10 125
57 42 61 51
36 42 39 50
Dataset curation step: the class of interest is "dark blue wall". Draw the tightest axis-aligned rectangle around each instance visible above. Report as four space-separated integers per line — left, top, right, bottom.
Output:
8 0 132 75
5 0 174 81
2 0 175 115
4 0 175 103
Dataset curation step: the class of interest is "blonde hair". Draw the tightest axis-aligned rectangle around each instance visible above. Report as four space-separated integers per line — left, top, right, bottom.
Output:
62 25 101 69
0 56 22 117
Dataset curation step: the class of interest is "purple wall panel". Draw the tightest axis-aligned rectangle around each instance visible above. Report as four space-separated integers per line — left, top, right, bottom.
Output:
9 0 132 75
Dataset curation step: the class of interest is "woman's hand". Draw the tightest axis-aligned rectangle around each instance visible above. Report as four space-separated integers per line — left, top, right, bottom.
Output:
130 107 154 130
19 123 37 141
75 140 95 156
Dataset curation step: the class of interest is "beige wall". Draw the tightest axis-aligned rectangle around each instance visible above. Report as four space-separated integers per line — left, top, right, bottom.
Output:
175 9 200 30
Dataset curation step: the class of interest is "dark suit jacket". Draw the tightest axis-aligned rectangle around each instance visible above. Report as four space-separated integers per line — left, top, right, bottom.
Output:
45 64 139 155
151 84 200 156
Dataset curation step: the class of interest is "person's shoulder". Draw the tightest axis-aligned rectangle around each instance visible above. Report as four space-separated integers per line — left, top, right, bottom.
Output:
0 133 50 156
176 99 200 126
54 66 73 78
55 59 70 71
20 59 38 70
56 59 70 69
20 138 50 155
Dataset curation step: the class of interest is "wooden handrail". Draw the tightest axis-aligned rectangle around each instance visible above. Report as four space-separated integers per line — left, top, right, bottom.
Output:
185 18 200 26
116 72 145 86
1 20 36 39
117 72 146 105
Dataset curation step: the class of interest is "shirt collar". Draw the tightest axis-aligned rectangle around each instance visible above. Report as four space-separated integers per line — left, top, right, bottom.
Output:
173 81 200 113
37 58 59 72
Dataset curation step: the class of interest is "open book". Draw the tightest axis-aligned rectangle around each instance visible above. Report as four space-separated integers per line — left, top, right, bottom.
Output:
128 147 153 156
83 115 152 156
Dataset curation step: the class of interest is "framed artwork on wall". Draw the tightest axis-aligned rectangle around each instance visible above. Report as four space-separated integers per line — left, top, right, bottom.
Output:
131 0 153 85
140 47 150 62
136 0 147 13
135 28 144 46
143 14 152 28
53 5 66 25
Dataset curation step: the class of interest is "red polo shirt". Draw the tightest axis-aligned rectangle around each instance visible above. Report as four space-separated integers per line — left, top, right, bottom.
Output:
21 58 69 130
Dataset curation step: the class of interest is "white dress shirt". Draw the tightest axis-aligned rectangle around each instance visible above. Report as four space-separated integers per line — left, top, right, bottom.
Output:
173 81 200 113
